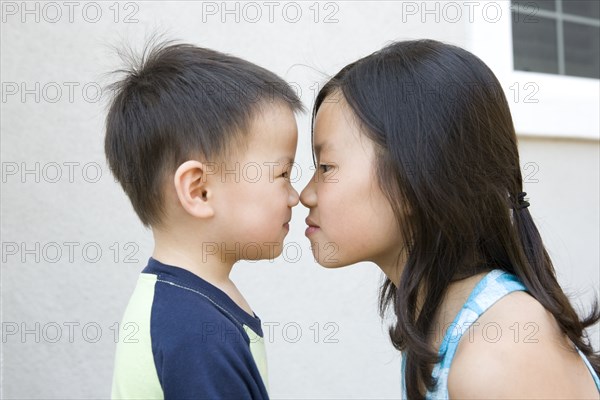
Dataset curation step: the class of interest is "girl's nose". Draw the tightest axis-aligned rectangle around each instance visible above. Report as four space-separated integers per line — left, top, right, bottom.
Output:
300 174 317 208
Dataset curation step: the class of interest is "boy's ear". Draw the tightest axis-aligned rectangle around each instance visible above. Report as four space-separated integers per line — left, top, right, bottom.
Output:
173 160 215 219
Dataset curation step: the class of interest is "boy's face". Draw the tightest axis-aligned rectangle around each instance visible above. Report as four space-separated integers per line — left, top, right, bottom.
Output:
299 96 401 268
214 101 299 260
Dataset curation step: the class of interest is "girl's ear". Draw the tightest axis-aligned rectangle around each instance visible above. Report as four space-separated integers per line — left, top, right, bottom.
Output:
173 160 215 219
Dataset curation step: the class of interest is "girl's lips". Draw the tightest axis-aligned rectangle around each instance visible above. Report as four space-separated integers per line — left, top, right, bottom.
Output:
305 217 319 227
305 226 320 236
283 223 290 230
305 217 320 236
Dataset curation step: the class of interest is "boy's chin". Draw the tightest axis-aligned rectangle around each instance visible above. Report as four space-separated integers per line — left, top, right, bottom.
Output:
238 240 285 261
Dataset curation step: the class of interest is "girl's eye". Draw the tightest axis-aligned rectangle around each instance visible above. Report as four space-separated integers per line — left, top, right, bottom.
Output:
281 171 289 179
319 164 331 173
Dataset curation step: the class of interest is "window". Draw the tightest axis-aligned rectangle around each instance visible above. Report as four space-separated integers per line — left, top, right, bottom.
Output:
467 1 599 140
511 0 600 79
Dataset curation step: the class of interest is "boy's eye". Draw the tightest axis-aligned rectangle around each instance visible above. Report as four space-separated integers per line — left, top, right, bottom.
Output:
319 164 331 173
280 171 289 179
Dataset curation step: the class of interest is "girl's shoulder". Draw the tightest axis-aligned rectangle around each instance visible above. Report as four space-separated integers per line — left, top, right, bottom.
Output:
447 290 599 399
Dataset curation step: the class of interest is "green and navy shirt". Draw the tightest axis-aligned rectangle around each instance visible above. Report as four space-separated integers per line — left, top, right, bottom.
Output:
111 257 269 399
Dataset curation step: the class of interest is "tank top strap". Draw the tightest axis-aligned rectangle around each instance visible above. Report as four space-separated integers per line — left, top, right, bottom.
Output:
402 270 526 399
429 270 527 396
402 270 600 398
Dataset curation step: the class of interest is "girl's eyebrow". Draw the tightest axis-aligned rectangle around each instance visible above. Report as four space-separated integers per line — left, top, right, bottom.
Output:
314 142 332 157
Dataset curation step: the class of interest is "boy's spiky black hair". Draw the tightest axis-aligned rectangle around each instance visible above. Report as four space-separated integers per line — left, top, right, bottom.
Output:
104 38 304 228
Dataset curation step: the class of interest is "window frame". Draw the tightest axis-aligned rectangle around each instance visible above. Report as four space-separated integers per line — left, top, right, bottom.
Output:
466 0 599 140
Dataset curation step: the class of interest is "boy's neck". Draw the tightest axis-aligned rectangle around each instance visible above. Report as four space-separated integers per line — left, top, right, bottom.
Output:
150 227 257 317
151 229 235 285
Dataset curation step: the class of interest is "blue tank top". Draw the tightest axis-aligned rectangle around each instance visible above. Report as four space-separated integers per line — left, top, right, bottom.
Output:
401 269 600 399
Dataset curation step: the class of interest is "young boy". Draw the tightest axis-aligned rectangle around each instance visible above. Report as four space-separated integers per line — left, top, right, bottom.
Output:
105 40 303 399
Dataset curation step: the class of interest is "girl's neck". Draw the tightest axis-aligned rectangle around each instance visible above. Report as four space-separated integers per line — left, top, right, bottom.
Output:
376 246 493 332
375 249 407 285
428 271 490 351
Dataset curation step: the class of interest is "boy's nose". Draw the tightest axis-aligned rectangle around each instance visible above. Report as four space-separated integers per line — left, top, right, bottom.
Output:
288 186 300 207
299 176 316 208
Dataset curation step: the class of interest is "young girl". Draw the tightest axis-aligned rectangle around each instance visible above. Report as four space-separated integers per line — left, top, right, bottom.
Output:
300 39 600 399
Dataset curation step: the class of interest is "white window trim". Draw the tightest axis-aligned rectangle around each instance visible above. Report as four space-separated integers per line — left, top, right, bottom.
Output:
466 0 599 140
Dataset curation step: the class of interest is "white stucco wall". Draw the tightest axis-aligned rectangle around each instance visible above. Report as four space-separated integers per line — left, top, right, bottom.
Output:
1 1 598 399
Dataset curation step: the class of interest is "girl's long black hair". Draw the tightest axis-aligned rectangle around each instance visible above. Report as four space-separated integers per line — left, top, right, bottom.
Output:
313 39 599 399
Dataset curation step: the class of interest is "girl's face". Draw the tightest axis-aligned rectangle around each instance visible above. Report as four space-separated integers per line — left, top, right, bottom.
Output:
300 95 402 270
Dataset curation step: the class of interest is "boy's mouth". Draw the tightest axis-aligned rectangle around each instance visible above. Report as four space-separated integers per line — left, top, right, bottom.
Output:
283 217 292 230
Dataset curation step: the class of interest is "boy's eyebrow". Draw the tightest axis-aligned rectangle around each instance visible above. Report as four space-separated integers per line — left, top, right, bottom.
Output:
276 156 295 165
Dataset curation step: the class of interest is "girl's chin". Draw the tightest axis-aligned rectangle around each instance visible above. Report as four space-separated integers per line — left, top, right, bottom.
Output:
308 244 349 269
318 262 348 269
